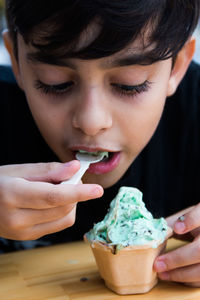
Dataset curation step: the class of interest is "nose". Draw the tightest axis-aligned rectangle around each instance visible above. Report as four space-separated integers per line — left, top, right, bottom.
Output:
72 87 113 136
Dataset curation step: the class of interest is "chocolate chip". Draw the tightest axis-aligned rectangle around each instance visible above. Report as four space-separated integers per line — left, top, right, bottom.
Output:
178 215 185 222
112 245 117 254
80 277 89 282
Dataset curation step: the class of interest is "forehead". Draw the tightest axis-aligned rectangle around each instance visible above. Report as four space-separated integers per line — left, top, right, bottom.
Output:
73 19 151 54
19 28 158 70
18 13 159 66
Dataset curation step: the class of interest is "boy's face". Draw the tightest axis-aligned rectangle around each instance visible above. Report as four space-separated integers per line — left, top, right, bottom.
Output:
6 31 193 188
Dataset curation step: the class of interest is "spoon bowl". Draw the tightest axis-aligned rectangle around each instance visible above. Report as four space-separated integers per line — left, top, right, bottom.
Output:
61 152 107 185
75 152 106 163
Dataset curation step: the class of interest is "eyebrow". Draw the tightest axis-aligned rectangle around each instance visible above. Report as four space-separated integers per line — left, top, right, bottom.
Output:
26 52 153 69
26 52 76 69
103 53 153 68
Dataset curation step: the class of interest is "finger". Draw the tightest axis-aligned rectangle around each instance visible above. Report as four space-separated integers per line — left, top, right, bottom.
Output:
192 229 200 240
173 203 200 235
166 206 194 229
31 207 77 239
154 240 200 273
11 206 77 241
27 161 81 183
158 263 200 283
0 161 80 183
17 204 76 227
184 281 200 287
11 178 103 209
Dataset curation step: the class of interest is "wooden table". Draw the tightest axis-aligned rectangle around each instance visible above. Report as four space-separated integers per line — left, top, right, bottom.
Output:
0 238 200 300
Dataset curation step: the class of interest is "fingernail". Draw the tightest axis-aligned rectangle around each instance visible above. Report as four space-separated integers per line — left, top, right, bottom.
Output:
92 186 104 197
174 221 186 233
64 161 78 168
158 272 170 281
154 260 167 272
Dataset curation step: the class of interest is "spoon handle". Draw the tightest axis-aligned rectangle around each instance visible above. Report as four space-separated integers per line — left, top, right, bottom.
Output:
61 160 90 185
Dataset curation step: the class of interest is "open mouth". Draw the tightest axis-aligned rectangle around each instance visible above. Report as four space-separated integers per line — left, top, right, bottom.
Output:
75 149 114 162
77 149 109 161
74 150 121 174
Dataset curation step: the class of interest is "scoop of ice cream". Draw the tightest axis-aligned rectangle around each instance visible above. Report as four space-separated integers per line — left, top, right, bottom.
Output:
86 186 168 249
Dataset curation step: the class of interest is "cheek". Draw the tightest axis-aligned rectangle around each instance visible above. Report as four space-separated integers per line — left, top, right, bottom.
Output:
17 58 66 138
30 98 66 139
118 86 167 153
26 94 70 157
23 83 67 145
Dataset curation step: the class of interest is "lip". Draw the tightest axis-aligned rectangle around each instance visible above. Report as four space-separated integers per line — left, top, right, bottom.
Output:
69 146 121 175
87 151 121 174
70 145 116 153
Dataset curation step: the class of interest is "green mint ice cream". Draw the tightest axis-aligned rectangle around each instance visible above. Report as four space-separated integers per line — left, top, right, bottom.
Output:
78 150 109 158
86 187 168 250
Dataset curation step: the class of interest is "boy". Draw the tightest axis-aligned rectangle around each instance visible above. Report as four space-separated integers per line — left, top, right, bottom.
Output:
0 0 200 286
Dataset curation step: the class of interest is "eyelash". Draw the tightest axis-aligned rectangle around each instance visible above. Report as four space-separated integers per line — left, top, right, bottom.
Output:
111 80 151 98
34 80 74 96
34 79 152 98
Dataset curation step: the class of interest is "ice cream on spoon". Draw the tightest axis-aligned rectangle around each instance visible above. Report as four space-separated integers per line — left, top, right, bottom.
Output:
62 150 108 185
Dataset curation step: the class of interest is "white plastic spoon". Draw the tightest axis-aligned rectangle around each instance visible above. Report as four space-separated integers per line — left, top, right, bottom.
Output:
61 152 107 185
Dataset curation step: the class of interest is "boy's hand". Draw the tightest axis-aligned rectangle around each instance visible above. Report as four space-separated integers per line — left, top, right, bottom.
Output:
154 205 200 287
0 162 103 241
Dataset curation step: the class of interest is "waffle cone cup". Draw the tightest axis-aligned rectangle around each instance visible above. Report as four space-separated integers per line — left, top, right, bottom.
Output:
85 227 172 295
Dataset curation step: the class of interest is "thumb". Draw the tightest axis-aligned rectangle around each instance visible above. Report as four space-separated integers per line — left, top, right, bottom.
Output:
166 206 194 229
0 161 80 183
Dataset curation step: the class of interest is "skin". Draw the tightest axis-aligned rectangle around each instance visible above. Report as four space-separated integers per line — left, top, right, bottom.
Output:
2 28 199 286
4 34 192 188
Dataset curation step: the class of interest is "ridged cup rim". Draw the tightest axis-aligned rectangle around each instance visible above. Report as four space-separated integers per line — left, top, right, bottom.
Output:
84 226 173 252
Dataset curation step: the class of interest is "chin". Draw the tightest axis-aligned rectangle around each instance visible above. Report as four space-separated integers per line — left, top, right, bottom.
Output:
83 170 125 189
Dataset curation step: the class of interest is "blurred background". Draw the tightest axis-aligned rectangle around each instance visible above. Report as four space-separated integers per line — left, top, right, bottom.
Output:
0 0 199 65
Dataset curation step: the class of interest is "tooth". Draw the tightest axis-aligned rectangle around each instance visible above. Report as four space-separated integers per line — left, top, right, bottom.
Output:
78 150 109 158
78 150 98 155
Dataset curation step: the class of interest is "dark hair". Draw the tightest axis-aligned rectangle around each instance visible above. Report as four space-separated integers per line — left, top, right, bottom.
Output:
5 0 200 65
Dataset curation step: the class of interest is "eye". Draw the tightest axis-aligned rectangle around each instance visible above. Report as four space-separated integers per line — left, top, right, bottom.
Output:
34 80 74 96
111 80 152 98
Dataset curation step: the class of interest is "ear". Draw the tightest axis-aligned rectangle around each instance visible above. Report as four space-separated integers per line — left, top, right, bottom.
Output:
167 38 196 96
3 30 24 90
